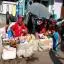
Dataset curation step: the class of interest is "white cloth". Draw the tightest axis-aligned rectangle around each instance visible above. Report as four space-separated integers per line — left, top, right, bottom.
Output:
2 46 16 60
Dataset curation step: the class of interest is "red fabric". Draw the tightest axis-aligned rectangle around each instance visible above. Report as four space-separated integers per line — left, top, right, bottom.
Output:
52 21 56 25
50 19 57 25
11 23 27 37
40 27 46 33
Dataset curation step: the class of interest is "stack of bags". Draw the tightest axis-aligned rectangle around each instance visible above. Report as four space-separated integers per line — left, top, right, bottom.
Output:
17 34 38 58
2 38 16 60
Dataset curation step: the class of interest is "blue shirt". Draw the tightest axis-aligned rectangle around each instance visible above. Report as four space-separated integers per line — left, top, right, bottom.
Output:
7 29 13 38
53 32 59 48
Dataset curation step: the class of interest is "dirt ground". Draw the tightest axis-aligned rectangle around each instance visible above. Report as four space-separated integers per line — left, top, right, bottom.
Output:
0 51 64 64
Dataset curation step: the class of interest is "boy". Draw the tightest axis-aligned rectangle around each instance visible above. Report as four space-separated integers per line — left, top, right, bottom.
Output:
52 25 60 55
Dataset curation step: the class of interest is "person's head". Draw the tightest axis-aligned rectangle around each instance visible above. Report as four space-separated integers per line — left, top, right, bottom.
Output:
45 19 48 24
55 25 58 32
52 25 58 33
17 16 24 25
6 11 9 15
29 1 32 5
37 19 43 25
49 15 54 19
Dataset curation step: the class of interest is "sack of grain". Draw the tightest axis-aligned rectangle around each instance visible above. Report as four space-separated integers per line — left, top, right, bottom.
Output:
38 38 53 51
17 39 38 58
2 46 16 60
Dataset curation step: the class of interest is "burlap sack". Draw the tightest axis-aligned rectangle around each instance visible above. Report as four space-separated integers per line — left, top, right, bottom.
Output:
38 38 53 51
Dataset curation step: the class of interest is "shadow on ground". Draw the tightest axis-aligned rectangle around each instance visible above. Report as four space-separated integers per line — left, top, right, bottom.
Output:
24 55 39 64
0 55 39 64
49 49 63 64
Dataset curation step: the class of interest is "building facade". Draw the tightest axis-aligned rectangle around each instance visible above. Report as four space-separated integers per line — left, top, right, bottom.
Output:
0 0 64 18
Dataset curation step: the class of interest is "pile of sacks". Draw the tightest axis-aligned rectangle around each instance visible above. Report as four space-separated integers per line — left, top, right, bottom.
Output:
0 31 53 60
1 34 39 60
2 46 16 60
38 38 53 51
1 38 17 60
17 34 39 58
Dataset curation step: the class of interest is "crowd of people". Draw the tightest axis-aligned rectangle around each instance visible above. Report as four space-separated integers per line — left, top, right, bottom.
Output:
4 12 64 56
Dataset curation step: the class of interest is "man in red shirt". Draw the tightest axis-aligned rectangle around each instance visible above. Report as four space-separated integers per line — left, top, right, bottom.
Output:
11 16 28 37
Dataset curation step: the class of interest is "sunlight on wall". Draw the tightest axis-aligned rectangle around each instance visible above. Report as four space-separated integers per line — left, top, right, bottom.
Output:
54 2 62 19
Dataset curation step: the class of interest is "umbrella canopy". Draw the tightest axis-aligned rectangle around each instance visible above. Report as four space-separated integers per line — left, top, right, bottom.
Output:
28 3 50 19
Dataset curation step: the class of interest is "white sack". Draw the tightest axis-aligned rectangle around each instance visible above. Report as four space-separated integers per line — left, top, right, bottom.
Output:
17 40 38 58
2 46 16 60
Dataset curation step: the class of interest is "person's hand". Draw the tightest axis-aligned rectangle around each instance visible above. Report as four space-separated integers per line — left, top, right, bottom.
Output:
22 29 28 34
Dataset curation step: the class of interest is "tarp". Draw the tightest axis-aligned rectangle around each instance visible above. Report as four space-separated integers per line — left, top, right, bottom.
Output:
28 3 50 19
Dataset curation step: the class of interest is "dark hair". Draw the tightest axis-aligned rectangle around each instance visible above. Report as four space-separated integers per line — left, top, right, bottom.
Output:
29 1 32 5
50 15 54 19
17 15 24 21
55 25 58 32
